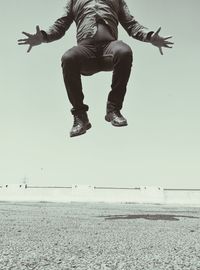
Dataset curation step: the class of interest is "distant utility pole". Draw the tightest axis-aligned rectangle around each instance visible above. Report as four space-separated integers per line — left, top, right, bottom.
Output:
22 176 28 188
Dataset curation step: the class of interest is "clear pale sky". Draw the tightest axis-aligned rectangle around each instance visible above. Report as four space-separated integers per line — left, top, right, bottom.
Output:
1 0 200 188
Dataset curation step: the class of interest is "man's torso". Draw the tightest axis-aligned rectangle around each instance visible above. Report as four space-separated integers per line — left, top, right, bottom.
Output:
71 0 121 42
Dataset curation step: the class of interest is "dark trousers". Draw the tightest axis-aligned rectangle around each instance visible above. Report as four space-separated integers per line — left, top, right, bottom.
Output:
61 40 133 115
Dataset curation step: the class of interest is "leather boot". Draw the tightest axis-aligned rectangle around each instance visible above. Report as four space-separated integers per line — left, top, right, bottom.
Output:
105 102 128 127
70 113 92 137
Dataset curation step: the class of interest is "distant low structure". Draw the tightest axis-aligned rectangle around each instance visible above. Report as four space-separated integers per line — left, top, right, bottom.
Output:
0 184 200 205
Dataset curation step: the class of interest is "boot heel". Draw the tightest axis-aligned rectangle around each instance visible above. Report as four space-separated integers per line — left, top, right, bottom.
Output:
105 115 111 122
86 123 92 130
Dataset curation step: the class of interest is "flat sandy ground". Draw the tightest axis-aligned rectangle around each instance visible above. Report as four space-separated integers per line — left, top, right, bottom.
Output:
0 202 200 270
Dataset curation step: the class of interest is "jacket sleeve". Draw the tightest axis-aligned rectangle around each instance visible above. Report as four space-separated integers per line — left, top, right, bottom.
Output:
41 0 74 43
118 0 153 42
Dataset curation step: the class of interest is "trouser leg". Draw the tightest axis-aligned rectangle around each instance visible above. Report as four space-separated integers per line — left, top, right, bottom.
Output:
61 45 96 115
103 40 133 111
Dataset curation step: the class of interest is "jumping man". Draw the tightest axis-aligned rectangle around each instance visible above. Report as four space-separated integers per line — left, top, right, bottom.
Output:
18 0 173 137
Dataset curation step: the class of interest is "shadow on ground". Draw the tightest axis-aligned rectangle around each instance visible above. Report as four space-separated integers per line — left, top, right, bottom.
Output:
99 214 199 221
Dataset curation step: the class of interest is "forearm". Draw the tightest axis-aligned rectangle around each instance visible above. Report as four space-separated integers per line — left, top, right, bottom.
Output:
119 0 154 42
132 28 154 42
40 16 73 43
41 0 73 43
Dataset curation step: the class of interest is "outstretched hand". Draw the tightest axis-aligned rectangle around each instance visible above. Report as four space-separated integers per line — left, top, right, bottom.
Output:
18 25 43 53
150 27 174 55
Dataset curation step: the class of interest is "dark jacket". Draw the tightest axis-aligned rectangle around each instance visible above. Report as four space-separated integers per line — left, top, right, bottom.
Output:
42 0 153 44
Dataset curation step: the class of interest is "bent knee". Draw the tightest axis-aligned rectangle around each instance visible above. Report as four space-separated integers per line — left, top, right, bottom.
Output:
117 47 133 59
61 48 79 66
114 44 133 64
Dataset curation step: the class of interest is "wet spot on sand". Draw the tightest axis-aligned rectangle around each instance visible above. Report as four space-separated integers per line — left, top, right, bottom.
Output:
100 214 199 221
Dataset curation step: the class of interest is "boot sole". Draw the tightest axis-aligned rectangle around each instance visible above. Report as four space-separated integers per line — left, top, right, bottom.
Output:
70 123 92 137
105 115 128 127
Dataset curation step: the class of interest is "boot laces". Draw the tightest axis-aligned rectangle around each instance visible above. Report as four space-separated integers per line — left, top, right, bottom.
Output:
73 114 88 126
73 115 82 126
113 110 123 118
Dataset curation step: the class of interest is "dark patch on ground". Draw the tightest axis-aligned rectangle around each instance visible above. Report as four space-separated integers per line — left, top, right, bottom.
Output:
100 214 199 221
